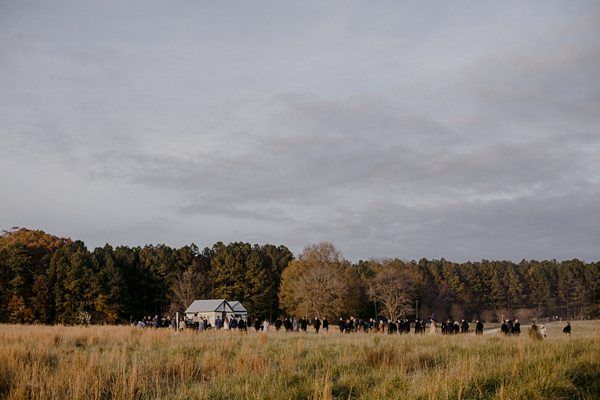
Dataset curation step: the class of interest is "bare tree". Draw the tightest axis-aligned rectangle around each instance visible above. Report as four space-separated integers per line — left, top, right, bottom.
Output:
169 268 210 315
369 260 420 321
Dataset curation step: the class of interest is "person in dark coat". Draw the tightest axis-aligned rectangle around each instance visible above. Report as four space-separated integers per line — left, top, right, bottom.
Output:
414 320 422 334
387 320 397 334
300 317 308 332
362 320 369 332
357 319 364 332
313 317 321 333
460 320 469 334
339 317 346 333
513 319 521 335
475 320 484 335
563 321 571 335
254 318 261 331
501 320 509 335
322 318 329 333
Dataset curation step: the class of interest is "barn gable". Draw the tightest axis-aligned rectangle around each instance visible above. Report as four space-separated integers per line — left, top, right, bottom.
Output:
185 299 233 314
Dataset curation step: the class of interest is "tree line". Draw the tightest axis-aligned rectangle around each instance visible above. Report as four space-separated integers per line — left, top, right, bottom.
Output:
1 229 598 325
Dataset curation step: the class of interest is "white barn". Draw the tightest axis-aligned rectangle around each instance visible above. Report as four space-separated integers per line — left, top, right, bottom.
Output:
228 301 248 320
184 299 247 326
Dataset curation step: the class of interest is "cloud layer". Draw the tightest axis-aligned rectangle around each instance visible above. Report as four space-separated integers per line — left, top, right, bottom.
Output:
1 1 599 261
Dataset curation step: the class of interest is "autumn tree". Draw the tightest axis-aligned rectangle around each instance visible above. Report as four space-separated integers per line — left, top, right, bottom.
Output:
0 228 71 323
279 243 360 319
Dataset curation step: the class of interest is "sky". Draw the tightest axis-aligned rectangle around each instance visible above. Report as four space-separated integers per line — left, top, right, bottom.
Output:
1 1 599 262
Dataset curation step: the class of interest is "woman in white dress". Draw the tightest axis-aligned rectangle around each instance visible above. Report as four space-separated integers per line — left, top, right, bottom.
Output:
430 320 437 335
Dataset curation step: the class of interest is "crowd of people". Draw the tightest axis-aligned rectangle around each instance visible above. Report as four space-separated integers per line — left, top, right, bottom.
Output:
135 314 574 339
336 317 431 334
432 319 479 335
135 315 174 329
271 316 330 333
500 319 522 335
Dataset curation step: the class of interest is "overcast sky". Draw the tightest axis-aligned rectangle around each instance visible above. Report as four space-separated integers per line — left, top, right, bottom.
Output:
1 1 599 262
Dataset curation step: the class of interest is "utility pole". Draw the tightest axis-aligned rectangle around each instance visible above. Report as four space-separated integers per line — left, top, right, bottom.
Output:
374 298 378 320
416 299 419 320
370 284 378 319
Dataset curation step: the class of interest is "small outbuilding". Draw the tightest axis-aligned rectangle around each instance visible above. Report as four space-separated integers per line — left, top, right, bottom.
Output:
184 299 247 327
228 301 248 320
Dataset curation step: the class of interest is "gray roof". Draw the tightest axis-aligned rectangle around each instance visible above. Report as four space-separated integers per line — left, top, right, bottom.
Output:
229 301 247 313
185 299 233 314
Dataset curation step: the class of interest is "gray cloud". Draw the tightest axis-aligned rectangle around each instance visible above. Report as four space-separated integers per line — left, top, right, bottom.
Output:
1 1 599 261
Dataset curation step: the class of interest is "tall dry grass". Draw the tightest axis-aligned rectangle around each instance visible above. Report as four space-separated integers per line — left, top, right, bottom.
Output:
1 321 599 399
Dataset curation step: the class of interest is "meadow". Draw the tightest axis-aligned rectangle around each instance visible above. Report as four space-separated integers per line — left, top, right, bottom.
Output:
1 321 599 400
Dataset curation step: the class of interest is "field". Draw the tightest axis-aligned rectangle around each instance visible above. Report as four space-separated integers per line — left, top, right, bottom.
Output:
1 321 599 400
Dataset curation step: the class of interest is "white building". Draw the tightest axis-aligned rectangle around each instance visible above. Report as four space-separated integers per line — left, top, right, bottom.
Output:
228 301 248 320
184 299 247 326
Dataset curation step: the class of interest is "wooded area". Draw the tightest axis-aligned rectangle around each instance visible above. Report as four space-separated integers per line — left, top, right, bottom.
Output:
1 228 598 324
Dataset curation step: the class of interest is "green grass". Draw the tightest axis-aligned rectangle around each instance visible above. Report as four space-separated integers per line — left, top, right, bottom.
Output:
0 321 599 399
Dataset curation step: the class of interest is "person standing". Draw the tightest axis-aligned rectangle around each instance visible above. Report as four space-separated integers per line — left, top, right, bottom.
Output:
300 317 308 332
238 318 247 332
475 320 484 335
453 321 460 334
513 319 521 335
563 321 571 336
387 319 397 334
460 320 469 334
430 320 437 335
313 317 321 334
501 320 509 335
322 318 329 333
414 320 421 334
347 318 354 333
